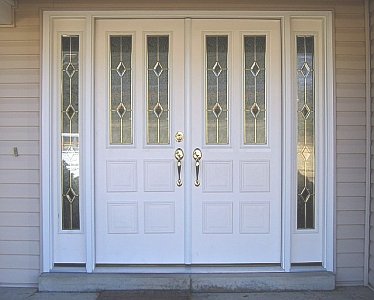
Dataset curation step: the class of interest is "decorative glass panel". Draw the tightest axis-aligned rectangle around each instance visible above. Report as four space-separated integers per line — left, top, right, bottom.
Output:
110 36 133 144
147 36 169 144
244 36 266 144
296 36 315 230
206 36 228 144
61 36 80 230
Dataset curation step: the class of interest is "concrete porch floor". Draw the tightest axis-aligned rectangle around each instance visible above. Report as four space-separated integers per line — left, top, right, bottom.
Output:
0 287 374 300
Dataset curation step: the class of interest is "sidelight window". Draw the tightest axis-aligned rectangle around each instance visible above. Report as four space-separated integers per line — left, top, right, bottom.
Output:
61 35 80 230
296 36 315 230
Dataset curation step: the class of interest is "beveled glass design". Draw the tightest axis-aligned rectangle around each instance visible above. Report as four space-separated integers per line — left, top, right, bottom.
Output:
110 36 133 144
206 36 228 144
61 35 80 230
296 36 315 230
147 36 170 144
244 36 266 144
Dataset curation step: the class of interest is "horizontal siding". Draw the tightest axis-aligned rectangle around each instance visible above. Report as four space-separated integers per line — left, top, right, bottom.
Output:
0 98 39 112
0 170 39 183
0 0 42 286
335 2 366 285
0 0 369 286
0 255 39 270
0 155 39 169
0 198 40 213
336 197 366 211
335 0 367 286
0 55 40 69
0 213 40 227
337 98 366 112
337 126 366 140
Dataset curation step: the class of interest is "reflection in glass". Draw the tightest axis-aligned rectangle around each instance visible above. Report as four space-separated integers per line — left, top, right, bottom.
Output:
61 36 80 230
244 36 266 144
206 36 228 144
110 36 133 144
296 36 315 230
147 36 169 144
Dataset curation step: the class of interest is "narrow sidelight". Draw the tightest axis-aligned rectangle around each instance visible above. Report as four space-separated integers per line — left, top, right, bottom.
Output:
296 36 315 230
61 35 80 230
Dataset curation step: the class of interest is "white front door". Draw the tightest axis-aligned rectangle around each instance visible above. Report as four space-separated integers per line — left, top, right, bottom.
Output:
95 19 281 265
95 19 186 263
190 20 281 264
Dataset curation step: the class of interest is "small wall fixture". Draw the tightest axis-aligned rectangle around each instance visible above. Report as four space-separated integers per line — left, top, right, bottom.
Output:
13 147 19 157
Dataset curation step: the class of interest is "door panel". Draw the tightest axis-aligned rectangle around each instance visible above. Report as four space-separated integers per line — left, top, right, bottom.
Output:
95 18 282 265
190 20 282 263
95 19 185 264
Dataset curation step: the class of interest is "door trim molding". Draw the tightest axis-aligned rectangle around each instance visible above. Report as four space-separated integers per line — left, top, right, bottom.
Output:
41 10 334 273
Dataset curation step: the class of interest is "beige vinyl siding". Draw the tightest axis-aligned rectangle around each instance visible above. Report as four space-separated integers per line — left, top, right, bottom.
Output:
0 0 369 286
335 2 367 285
0 0 41 286
370 0 374 289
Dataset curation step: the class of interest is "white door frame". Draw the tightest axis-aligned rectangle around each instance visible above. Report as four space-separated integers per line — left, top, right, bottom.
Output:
41 10 334 273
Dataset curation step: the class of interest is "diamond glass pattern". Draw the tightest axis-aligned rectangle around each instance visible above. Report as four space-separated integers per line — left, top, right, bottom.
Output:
116 61 127 77
300 62 311 78
147 36 170 144
300 187 311 203
206 36 228 144
301 146 312 161
244 36 266 144
212 61 223 77
66 187 77 204
153 61 163 77
297 36 315 230
110 36 133 144
153 102 164 119
65 62 76 78
116 102 127 118
250 61 260 77
212 102 223 119
250 102 260 118
301 104 311 119
65 104 76 120
61 35 80 230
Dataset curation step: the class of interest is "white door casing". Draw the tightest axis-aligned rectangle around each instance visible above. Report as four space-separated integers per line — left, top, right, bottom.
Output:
41 11 334 272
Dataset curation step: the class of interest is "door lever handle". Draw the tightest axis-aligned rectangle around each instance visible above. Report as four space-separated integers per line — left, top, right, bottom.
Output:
193 148 202 187
175 148 184 187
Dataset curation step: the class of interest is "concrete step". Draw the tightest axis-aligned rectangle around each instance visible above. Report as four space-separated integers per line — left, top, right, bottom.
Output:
39 271 335 292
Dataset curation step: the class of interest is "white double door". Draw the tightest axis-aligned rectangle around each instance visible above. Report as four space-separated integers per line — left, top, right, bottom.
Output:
95 19 281 265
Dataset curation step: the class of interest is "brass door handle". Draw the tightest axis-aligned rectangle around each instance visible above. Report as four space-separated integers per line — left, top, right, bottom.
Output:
175 148 184 187
193 148 202 187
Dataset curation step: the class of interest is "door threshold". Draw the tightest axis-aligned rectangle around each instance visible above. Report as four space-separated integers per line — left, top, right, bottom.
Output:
39 271 335 292
94 263 282 273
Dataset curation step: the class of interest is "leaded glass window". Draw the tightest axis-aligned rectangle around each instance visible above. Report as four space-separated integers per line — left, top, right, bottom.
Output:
296 36 315 230
206 36 228 144
244 36 266 144
110 36 133 144
147 36 170 145
61 35 80 230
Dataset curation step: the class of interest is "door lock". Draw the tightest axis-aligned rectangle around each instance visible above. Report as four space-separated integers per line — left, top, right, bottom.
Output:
175 131 184 143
